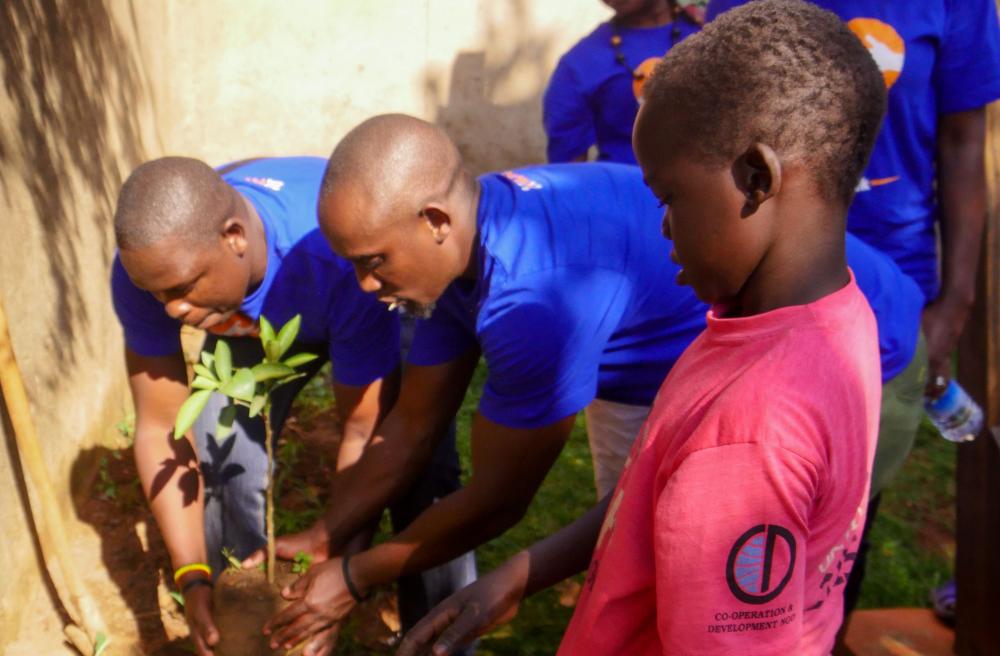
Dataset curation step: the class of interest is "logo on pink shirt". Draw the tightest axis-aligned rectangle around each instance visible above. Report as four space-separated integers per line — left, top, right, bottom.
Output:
726 524 797 604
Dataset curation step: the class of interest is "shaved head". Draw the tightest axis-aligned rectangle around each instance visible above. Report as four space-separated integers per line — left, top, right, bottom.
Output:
114 156 235 250
320 114 465 229
318 114 480 317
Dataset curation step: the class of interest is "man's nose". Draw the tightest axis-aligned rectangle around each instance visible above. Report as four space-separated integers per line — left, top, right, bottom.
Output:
163 298 192 320
661 206 673 240
355 268 382 294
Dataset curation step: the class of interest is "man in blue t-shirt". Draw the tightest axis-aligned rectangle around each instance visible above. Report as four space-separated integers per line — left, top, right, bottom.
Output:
543 0 702 164
111 156 474 656
257 114 924 651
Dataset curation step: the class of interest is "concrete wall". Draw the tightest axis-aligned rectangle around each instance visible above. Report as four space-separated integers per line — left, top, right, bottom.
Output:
0 0 608 648
0 0 165 644
158 0 610 171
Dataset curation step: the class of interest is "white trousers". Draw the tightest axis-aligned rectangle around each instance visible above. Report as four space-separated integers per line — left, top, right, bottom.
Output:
584 398 651 498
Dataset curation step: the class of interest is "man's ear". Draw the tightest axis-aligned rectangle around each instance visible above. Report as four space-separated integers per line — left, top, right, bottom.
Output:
221 217 249 256
420 206 452 244
733 143 781 217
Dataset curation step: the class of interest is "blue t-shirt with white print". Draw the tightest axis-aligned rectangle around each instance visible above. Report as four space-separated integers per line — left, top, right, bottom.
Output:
111 157 400 387
543 18 700 164
407 162 923 430
708 0 1000 301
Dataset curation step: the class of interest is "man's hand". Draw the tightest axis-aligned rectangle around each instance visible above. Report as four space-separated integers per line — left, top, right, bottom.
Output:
922 294 971 393
242 522 332 568
397 554 529 656
263 557 357 652
183 582 220 656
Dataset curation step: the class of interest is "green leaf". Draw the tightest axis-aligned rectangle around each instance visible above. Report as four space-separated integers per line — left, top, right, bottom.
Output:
283 352 319 369
214 340 232 383
275 314 302 359
248 394 266 418
192 364 217 382
174 389 212 439
251 362 295 382
272 372 307 391
169 590 185 608
93 632 111 656
191 376 219 390
215 404 238 441
259 315 276 350
200 351 215 369
219 367 256 402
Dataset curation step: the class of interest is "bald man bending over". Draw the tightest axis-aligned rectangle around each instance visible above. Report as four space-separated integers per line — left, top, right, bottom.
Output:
111 156 474 656
259 115 709 650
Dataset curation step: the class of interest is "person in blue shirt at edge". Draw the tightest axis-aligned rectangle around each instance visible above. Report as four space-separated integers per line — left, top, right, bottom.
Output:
110 156 476 656
707 0 1000 630
257 114 924 653
543 0 703 164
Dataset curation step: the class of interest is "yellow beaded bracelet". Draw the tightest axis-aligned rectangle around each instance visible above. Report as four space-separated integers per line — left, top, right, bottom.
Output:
173 563 212 583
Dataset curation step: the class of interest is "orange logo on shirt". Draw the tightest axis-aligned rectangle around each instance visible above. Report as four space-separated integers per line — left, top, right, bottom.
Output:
206 312 260 338
632 57 662 101
847 18 905 89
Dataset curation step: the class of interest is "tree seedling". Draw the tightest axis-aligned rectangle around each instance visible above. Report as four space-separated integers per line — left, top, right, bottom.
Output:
291 550 313 575
172 314 317 583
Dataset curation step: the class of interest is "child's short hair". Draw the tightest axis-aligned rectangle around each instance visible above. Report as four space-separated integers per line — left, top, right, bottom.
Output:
643 0 885 206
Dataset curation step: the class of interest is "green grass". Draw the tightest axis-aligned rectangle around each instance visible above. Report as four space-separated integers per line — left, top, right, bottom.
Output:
453 364 595 656
856 420 955 609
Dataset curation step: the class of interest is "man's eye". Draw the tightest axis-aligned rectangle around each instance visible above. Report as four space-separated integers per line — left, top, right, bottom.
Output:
362 256 384 271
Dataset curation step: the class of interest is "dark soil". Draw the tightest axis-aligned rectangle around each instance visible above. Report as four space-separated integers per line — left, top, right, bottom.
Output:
72 406 399 654
212 563 296 656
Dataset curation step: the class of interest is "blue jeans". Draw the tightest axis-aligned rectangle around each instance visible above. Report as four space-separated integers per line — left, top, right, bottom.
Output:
194 334 476 641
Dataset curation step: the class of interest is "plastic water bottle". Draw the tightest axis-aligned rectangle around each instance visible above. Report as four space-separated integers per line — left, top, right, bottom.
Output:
924 379 983 443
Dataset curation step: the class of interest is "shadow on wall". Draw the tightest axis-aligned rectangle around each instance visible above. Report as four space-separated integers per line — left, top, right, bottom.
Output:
0 0 153 374
423 0 559 173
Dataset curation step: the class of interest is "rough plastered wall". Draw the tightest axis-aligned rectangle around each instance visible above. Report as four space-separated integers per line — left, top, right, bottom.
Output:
0 0 165 646
158 0 611 171
0 0 609 650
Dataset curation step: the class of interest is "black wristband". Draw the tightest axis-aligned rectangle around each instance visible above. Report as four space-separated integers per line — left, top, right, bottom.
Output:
181 577 214 595
342 553 370 603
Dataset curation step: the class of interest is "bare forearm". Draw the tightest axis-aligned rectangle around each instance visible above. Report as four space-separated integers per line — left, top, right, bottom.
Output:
522 492 610 595
937 109 987 303
353 481 526 588
319 412 440 550
134 423 206 568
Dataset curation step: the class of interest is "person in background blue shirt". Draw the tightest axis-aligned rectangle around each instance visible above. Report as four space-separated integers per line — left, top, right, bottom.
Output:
708 0 1000 630
111 156 474 656
543 0 702 164
258 114 924 652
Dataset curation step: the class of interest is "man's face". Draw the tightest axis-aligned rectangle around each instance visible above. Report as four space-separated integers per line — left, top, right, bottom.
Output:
633 106 769 306
318 190 455 318
119 235 252 330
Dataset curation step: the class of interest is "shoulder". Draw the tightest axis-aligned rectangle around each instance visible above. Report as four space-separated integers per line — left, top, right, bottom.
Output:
554 22 613 75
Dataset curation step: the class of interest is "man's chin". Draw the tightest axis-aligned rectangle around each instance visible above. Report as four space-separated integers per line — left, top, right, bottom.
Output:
386 298 436 319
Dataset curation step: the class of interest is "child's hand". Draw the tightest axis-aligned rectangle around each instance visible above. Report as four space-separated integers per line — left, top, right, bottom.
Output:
397 553 529 656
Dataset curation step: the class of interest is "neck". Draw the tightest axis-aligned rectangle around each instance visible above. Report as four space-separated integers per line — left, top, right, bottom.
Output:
458 177 482 281
730 205 850 317
240 192 269 287
616 0 673 28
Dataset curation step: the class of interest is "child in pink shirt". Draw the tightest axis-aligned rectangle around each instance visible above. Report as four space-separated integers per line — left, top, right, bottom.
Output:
397 1 887 654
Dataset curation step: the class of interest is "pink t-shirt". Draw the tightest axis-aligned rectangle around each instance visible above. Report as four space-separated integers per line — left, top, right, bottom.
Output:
558 277 881 656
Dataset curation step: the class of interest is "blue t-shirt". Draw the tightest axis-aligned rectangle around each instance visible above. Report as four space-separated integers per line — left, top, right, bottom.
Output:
708 0 1000 300
111 157 400 387
543 18 700 165
407 163 922 430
